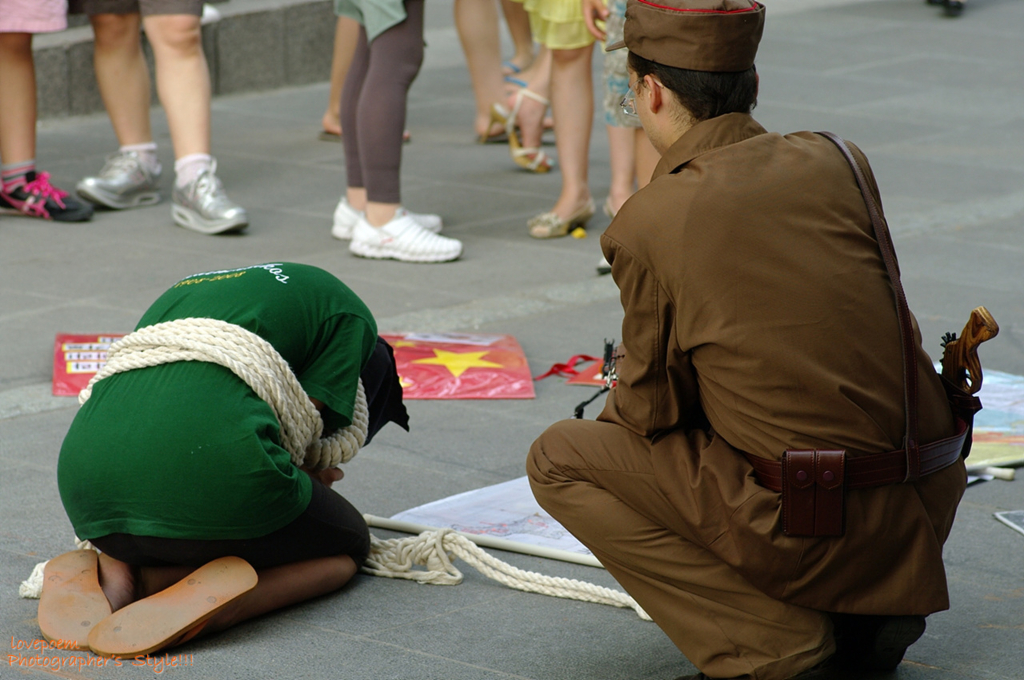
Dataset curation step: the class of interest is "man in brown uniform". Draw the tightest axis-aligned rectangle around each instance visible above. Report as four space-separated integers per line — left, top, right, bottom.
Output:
526 1 969 679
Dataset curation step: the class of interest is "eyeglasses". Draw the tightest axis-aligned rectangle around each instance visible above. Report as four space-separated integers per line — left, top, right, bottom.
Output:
620 88 637 117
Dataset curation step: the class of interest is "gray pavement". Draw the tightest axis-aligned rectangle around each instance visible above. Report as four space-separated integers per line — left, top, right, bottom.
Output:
3 0 1024 678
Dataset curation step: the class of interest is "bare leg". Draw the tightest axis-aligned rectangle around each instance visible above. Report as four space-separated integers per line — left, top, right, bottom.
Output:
345 186 400 226
96 551 358 636
500 0 534 73
508 45 550 151
364 201 399 226
89 13 153 146
346 186 367 211
142 13 210 159
634 127 659 190
202 556 358 633
454 0 507 139
605 125 659 214
605 125 635 215
548 45 593 219
0 32 36 164
322 16 359 136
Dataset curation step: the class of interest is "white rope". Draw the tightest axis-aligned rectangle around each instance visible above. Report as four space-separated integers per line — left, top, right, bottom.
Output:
79 318 368 469
363 529 652 621
19 563 46 599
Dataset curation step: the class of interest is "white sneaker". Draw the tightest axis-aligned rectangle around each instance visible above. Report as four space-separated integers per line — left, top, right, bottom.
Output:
332 196 442 240
349 213 462 263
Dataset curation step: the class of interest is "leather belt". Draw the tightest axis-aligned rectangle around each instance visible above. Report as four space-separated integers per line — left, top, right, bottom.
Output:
743 417 969 494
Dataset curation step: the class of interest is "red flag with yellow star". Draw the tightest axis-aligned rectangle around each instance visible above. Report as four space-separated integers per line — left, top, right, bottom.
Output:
381 333 535 399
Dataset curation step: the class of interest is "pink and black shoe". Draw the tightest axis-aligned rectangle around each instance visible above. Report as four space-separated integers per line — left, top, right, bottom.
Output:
0 171 94 222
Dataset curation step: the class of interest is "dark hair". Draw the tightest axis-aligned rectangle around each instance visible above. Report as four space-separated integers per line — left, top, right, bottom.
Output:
627 52 758 122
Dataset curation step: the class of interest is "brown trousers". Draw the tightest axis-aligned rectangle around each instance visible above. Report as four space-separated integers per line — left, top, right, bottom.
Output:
527 419 834 680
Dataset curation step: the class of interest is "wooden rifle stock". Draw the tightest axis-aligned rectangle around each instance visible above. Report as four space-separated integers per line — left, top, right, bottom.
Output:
940 306 998 396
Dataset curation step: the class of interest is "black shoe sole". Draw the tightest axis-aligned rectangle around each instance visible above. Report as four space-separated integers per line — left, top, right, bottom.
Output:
862 615 926 671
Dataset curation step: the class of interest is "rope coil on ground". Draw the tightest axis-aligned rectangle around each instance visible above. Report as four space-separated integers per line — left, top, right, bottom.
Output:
363 529 651 621
79 317 368 469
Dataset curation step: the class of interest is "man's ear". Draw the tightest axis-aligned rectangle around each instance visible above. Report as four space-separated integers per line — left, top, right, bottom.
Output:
644 74 663 114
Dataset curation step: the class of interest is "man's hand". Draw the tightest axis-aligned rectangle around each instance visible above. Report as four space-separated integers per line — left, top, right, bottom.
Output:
582 0 608 41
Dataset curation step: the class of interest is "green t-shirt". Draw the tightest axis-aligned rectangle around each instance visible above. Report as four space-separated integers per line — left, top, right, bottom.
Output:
58 263 378 541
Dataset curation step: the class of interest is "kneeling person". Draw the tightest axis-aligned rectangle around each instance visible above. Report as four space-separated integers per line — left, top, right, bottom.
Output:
46 262 408 655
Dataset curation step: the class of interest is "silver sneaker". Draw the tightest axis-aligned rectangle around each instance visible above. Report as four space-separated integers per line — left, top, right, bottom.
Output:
171 161 248 235
76 150 162 209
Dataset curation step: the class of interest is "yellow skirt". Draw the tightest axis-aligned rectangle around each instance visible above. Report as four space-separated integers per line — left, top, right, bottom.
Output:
518 0 595 51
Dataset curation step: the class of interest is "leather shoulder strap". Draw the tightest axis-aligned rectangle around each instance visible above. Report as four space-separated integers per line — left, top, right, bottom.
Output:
816 131 921 481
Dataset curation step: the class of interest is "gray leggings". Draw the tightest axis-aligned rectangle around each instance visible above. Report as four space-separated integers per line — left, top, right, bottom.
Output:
341 0 425 204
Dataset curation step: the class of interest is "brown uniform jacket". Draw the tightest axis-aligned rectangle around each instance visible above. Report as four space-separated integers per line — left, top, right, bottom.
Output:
599 113 966 615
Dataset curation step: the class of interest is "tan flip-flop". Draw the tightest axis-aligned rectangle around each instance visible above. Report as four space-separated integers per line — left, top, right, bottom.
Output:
38 549 112 650
87 556 258 658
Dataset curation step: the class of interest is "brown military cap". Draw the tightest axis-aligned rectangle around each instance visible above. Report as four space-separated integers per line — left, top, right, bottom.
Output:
607 0 765 73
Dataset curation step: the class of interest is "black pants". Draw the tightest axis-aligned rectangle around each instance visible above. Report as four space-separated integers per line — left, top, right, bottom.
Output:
91 336 407 570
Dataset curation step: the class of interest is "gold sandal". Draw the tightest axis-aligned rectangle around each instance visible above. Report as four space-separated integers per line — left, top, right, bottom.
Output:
528 198 596 239
507 89 553 174
478 103 511 144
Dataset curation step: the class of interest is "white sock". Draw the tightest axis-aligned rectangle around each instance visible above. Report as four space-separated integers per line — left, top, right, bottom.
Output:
120 142 161 175
174 154 213 188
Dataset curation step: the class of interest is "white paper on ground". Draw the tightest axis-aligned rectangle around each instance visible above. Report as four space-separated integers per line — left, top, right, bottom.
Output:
391 476 592 557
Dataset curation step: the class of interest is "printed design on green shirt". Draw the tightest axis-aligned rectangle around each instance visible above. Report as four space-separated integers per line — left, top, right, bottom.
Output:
174 271 246 288
175 263 292 287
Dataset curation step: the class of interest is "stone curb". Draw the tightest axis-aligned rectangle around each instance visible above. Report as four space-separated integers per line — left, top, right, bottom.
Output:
32 0 336 120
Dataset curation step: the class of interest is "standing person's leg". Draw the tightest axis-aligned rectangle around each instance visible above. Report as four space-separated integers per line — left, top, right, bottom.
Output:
334 20 386 241
355 2 425 224
0 31 93 221
528 44 594 237
90 12 152 147
500 0 534 74
0 32 35 167
76 9 163 209
345 0 463 263
141 12 209 159
601 2 643 218
321 16 360 139
527 420 835 680
143 3 247 233
454 0 508 142
605 125 636 215
634 126 658 187
505 45 551 172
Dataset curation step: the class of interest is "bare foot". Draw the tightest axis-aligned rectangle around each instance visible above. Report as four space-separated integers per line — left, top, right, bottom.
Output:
476 114 506 142
607 190 631 216
508 90 546 151
503 53 533 76
97 553 137 612
322 110 342 137
551 190 593 221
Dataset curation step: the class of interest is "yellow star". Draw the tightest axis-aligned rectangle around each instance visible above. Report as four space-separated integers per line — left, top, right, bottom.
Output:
411 349 504 378
393 340 418 347
399 376 414 388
